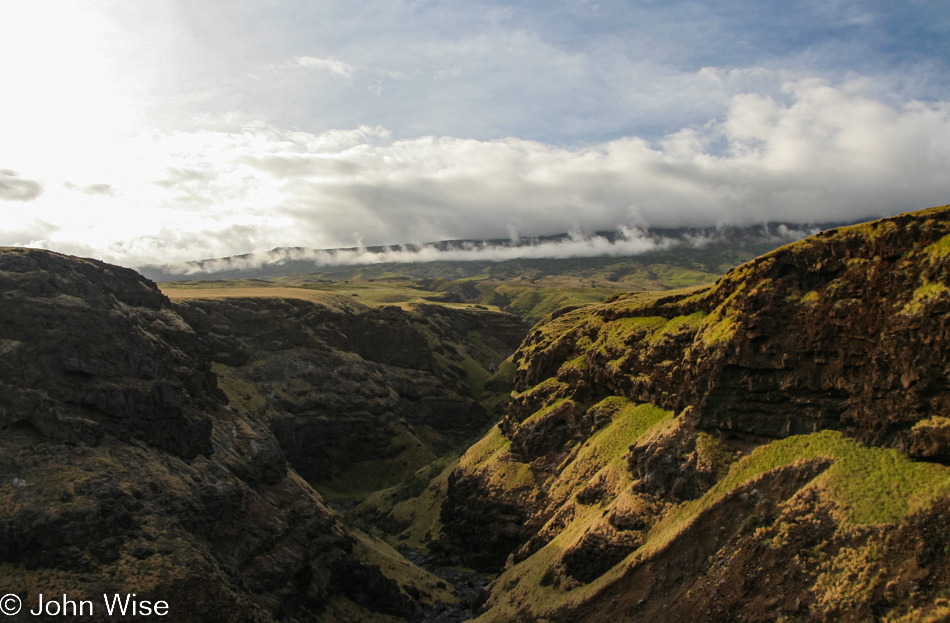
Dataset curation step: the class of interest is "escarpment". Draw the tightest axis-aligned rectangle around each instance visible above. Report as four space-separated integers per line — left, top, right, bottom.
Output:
0 249 215 459
0 248 470 622
511 206 950 450
438 205 950 622
174 296 525 495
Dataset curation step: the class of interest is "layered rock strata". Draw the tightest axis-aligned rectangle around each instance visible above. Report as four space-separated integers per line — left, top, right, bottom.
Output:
0 248 475 622
439 205 950 622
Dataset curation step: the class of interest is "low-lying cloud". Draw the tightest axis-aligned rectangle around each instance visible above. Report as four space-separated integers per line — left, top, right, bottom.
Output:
185 78 950 250
155 223 815 277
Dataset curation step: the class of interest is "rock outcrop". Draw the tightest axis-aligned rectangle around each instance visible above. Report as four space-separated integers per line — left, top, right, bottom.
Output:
510 207 950 451
437 205 950 622
174 296 525 494
0 248 457 622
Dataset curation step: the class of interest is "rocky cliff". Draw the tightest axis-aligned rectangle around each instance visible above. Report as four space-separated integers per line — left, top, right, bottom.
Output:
174 296 524 498
436 205 950 622
0 248 522 622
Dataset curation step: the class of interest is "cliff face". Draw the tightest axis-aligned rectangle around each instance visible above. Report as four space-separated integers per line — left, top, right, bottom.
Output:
439 205 950 622
511 207 950 452
0 248 485 622
174 297 524 497
0 249 216 459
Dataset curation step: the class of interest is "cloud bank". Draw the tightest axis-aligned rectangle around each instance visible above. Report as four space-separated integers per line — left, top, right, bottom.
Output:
152 223 815 277
1 2 949 268
5 77 950 268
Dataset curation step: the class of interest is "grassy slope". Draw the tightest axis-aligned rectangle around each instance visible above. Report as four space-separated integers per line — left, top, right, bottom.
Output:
348 359 520 553
350 456 460 553
466 405 950 621
463 206 950 620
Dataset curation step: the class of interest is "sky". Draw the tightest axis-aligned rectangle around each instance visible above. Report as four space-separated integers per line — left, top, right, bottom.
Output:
2 0 950 268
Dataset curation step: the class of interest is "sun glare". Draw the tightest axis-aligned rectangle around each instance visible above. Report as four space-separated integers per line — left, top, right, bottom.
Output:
0 1 142 171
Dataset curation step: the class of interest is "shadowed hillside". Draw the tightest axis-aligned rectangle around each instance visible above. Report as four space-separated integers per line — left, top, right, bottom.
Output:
0 248 521 622
174 296 525 500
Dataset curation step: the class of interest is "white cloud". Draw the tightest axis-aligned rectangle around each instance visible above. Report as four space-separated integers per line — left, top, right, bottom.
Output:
291 56 355 78
156 229 674 276
5 75 950 268
150 222 818 276
63 182 116 197
0 218 60 247
0 170 44 202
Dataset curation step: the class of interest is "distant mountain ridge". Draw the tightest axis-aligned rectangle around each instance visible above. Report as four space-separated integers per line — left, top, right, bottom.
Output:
139 222 844 282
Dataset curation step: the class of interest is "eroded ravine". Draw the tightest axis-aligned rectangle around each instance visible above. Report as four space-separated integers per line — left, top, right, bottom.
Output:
6 205 950 622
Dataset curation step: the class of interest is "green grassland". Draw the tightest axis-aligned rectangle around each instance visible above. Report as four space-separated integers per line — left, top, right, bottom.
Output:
161 274 654 326
466 411 950 622
159 240 777 327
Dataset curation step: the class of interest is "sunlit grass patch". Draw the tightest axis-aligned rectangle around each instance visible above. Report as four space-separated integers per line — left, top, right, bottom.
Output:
913 416 950 430
882 604 950 623
592 317 668 362
549 400 671 503
698 311 738 347
457 426 510 473
349 527 457 605
489 458 536 490
645 311 706 346
924 233 950 259
643 430 950 557
813 540 885 612
899 279 950 316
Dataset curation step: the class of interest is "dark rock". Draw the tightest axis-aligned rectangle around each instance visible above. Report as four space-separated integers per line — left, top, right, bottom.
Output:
0 248 463 622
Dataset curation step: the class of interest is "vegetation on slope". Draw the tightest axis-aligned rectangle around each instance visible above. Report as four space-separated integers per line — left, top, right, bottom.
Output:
420 205 950 622
174 297 525 505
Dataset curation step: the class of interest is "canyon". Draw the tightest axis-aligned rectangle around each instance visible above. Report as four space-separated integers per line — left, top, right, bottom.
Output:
2 205 950 621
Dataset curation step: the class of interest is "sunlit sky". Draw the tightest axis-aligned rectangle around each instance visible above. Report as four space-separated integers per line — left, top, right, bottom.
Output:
2 0 950 268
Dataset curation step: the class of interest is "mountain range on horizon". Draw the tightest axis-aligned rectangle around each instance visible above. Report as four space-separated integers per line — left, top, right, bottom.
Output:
138 221 844 282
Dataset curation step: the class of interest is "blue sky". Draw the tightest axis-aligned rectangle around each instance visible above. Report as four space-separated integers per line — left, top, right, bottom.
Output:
2 0 950 266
